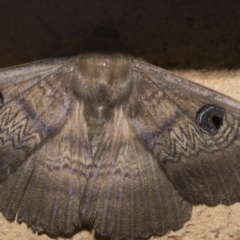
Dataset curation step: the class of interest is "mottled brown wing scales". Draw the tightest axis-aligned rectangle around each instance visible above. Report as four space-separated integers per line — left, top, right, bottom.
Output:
131 60 240 206
80 107 191 239
0 101 90 235
0 60 74 181
0 58 70 104
0 158 34 220
164 127 240 205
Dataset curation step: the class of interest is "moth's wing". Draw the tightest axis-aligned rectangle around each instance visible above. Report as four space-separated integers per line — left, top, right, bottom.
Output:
128 59 240 206
0 59 90 235
80 106 192 240
0 101 90 235
0 58 74 180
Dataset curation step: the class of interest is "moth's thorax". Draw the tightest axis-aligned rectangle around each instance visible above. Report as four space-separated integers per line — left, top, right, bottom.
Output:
71 36 134 142
83 101 115 148
72 51 133 106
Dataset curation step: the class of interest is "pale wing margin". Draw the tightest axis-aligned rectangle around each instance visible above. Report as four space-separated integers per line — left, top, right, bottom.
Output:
0 58 70 83
0 57 72 103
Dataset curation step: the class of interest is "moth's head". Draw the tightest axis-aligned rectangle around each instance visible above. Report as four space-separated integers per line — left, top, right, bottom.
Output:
72 52 133 106
72 24 134 106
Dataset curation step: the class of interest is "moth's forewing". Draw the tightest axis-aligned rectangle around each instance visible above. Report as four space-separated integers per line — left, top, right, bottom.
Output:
0 58 74 181
130 60 240 206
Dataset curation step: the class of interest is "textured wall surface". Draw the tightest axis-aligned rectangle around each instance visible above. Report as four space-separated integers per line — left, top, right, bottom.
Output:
0 0 240 239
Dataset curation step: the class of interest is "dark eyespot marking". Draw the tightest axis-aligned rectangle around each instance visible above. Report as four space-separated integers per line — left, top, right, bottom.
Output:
0 92 3 109
197 105 225 134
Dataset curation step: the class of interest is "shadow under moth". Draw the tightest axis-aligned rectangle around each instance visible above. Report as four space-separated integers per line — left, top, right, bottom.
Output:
0 25 239 240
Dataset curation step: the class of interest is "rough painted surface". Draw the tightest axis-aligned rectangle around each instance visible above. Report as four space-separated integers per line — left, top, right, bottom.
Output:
1 203 240 240
0 0 240 239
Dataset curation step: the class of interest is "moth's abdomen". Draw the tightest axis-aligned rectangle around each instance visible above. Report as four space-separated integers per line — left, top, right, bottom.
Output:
72 53 133 106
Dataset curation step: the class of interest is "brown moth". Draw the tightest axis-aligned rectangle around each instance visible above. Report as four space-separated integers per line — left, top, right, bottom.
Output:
0 25 240 240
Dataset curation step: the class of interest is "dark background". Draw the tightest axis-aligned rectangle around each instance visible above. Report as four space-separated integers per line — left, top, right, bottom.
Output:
0 0 240 69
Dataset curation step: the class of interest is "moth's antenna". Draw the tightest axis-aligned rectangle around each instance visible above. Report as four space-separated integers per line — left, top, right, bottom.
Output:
36 17 63 43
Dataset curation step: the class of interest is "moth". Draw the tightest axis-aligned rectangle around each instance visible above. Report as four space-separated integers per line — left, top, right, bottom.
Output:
0 25 239 240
